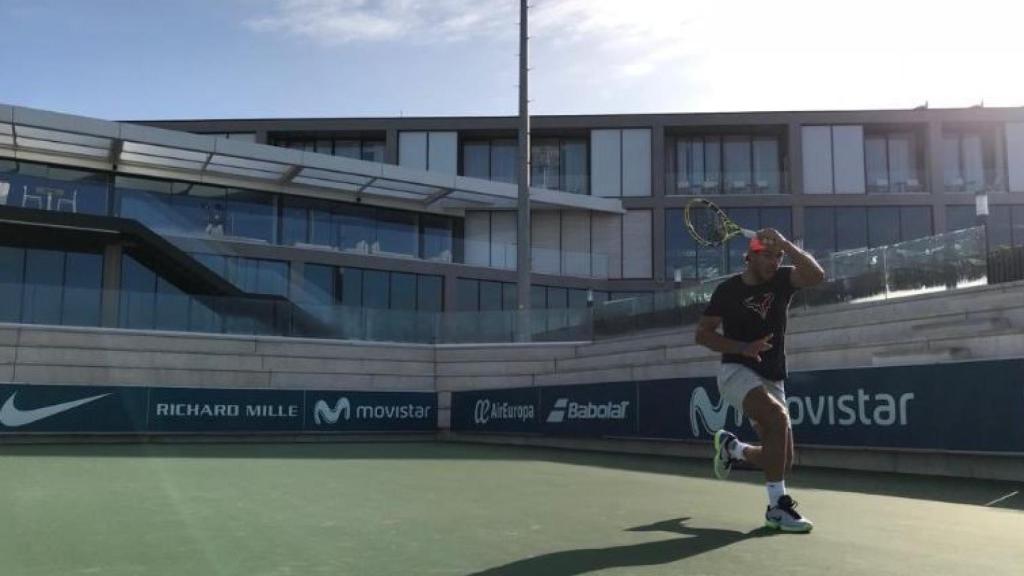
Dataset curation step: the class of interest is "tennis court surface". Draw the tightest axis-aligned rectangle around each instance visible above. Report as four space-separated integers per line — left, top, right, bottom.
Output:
0 441 1020 576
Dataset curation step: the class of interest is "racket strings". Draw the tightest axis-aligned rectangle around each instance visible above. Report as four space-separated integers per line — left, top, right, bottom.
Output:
688 206 729 246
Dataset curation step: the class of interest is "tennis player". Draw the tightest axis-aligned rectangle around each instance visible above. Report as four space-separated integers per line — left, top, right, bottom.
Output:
694 228 825 532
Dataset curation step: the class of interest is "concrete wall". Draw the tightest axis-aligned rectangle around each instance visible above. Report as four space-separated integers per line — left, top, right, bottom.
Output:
2 279 1022 479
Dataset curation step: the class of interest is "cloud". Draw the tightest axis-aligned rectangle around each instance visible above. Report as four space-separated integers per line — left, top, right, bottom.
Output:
244 0 515 44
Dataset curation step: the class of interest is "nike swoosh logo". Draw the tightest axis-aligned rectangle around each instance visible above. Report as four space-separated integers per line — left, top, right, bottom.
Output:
0 392 111 427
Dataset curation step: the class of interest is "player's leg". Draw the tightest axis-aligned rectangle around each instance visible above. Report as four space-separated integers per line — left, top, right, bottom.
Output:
744 385 812 532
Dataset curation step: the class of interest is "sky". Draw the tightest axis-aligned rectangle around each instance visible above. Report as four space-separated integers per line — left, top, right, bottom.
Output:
1 0 1023 121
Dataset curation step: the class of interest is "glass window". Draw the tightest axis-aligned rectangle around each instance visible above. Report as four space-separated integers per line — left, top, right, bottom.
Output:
455 279 479 311
362 141 385 163
531 139 560 190
805 207 835 258
115 176 173 230
865 136 889 192
225 189 275 243
120 255 157 330
281 198 309 246
888 133 920 191
170 183 226 237
336 205 374 252
340 268 363 307
491 140 517 184
390 273 417 311
479 281 502 311
61 251 102 327
333 140 361 159
665 208 696 279
942 134 962 191
302 264 334 305
568 289 589 309
1012 206 1024 246
946 206 976 232
546 287 568 309
899 207 932 242
22 249 64 325
462 141 490 180
375 209 417 256
835 207 868 251
155 278 191 332
867 207 900 248
989 208 1012 249
417 276 443 312
502 282 517 311
530 285 546 309
703 137 722 194
752 138 780 194
310 204 334 247
0 246 25 323
421 215 453 262
723 136 752 194
561 139 588 195
1 161 109 216
362 270 389 309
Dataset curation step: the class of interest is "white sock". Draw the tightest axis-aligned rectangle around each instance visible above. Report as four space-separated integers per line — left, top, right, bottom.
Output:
766 481 787 507
728 439 750 461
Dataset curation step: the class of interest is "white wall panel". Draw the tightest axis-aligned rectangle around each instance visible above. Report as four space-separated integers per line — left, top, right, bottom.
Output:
490 211 517 270
531 211 562 275
1006 123 1024 192
622 210 652 279
464 211 491 267
398 131 428 171
801 126 834 194
832 125 866 194
427 131 457 175
622 129 651 197
591 129 622 197
561 211 591 277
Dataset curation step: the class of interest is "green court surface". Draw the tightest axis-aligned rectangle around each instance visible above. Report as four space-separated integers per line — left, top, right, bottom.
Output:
0 442 1020 576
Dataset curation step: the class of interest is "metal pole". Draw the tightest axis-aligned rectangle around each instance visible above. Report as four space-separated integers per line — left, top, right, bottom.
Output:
515 0 532 341
976 189 990 283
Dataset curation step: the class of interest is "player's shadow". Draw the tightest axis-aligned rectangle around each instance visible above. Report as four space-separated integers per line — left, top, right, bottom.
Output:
465 516 777 576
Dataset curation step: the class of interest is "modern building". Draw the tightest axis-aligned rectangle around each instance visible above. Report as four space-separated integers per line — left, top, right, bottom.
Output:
2 103 1024 342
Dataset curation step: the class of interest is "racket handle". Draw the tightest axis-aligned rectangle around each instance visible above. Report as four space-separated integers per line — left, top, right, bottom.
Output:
740 228 757 239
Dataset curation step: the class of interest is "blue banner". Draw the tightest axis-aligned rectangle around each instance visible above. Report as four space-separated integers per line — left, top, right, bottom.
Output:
0 384 147 433
784 360 1024 452
450 387 540 433
539 381 637 437
0 384 437 434
148 388 304 432
453 359 1024 453
637 377 756 440
304 391 435 432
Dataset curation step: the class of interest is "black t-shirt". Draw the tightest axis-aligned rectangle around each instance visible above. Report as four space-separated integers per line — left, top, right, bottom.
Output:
702 266 799 382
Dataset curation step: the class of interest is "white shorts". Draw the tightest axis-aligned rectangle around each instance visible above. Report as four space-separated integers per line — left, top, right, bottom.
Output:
717 363 786 419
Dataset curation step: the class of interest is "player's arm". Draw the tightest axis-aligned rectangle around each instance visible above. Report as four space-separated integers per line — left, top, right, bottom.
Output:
695 315 773 362
759 228 825 288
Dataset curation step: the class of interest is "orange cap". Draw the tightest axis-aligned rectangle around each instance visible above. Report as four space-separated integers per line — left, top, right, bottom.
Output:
748 236 766 252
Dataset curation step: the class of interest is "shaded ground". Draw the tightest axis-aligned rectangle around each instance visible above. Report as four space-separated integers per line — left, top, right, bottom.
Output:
0 442 1020 575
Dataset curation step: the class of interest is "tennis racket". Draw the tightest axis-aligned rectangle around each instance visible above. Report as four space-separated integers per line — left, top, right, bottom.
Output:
683 198 757 247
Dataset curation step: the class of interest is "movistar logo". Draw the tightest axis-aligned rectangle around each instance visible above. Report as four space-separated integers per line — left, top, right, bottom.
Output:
546 398 629 423
314 397 351 425
0 392 110 428
689 386 743 437
313 396 431 425
474 399 534 425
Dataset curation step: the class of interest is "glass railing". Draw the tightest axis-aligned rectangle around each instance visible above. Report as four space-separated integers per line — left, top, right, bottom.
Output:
0 228 994 344
593 226 989 339
462 240 610 279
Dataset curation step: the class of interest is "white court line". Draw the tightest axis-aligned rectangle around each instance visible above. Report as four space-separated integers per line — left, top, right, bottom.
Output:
984 491 1019 507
